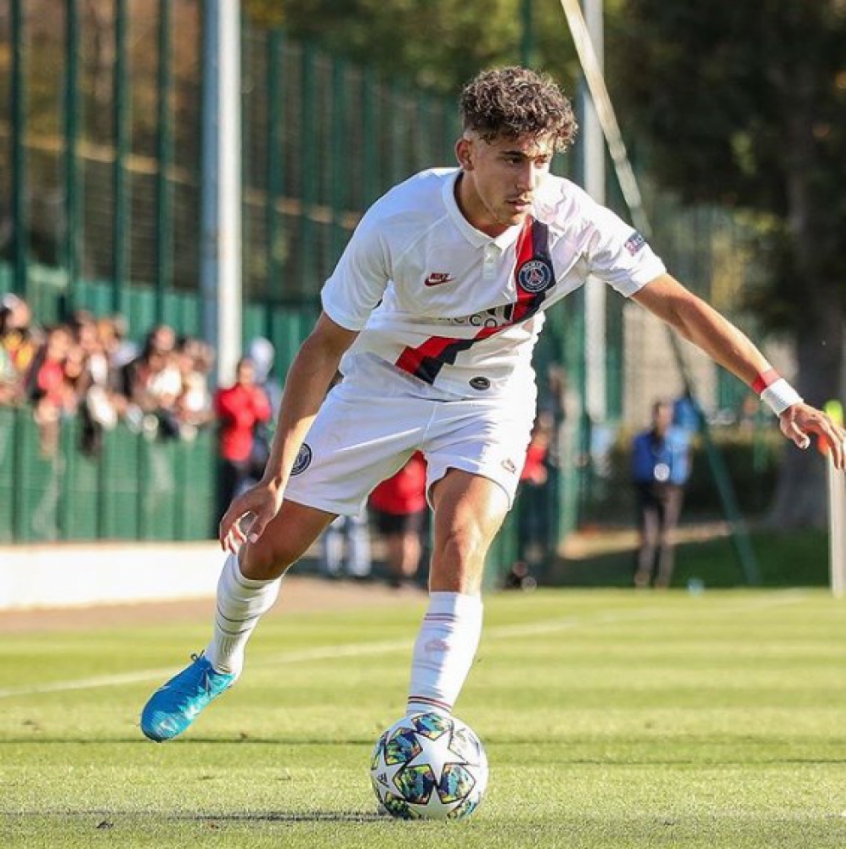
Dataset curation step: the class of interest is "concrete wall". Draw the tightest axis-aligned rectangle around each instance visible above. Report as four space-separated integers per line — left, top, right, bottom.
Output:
0 542 223 610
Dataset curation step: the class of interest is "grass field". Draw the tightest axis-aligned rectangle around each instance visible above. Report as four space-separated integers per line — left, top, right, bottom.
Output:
3 586 846 848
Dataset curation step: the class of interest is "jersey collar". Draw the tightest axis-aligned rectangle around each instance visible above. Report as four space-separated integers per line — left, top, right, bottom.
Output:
442 169 525 252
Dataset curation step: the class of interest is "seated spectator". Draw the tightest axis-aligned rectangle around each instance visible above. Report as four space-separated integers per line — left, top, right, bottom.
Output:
214 356 272 521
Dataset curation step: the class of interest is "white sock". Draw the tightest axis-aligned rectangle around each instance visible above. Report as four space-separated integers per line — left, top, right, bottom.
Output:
406 591 483 716
204 553 281 676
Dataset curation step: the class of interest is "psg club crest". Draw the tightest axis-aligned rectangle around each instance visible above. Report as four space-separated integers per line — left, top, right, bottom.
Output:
516 258 554 294
290 443 313 476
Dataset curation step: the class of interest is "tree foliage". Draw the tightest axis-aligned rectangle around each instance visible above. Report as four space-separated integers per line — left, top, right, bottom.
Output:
612 1 846 524
611 1 846 334
244 0 582 96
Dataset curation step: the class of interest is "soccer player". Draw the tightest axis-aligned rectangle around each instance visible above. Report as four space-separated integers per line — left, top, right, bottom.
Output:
140 66 846 742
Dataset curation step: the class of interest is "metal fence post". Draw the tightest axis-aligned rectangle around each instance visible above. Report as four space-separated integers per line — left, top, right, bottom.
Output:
63 0 81 312
266 28 284 325
112 0 130 317
155 0 174 322
11 0 28 298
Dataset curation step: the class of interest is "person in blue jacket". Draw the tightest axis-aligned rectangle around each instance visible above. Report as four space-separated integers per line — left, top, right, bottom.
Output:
631 399 693 588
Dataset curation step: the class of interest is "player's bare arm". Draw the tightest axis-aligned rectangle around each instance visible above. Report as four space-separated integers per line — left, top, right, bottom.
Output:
632 273 846 469
218 313 359 552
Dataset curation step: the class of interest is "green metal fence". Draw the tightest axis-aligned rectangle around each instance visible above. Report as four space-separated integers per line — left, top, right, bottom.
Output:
0 1 767 576
0 406 215 543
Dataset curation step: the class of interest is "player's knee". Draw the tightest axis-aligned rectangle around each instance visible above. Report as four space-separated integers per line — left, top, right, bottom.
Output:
240 540 299 581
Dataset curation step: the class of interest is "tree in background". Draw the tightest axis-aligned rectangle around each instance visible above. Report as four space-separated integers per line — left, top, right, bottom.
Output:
611 1 846 526
245 0 581 95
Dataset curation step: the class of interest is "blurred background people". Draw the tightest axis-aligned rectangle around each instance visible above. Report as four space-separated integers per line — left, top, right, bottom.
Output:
512 411 554 585
244 337 283 483
369 453 428 589
174 336 215 438
319 515 372 581
0 293 40 382
120 325 182 439
25 323 77 456
631 399 693 589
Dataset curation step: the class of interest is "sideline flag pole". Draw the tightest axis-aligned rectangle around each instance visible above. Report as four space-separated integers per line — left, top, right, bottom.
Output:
557 0 762 584
823 401 845 597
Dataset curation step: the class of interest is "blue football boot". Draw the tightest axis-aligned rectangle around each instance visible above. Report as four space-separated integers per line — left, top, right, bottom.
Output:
141 653 237 742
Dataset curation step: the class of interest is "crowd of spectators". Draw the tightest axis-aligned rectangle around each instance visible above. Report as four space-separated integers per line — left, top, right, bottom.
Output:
1 291 554 590
0 293 216 457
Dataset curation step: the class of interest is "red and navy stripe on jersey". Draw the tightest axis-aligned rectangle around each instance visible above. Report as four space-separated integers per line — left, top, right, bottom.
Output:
395 216 554 385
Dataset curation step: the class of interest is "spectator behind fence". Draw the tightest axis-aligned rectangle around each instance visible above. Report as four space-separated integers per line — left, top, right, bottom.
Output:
72 311 124 454
0 341 19 405
245 337 283 481
369 453 428 588
510 411 554 584
121 325 182 439
631 399 693 589
175 336 215 438
25 323 78 456
214 356 272 521
1 293 40 379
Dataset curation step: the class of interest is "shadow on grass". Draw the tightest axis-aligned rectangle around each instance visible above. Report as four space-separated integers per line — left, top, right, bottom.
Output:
189 811 385 823
0 736 377 746
552 527 829 589
3 810 386 823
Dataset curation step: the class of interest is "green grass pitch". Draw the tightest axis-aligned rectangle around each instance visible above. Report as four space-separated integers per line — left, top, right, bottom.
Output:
2 587 846 848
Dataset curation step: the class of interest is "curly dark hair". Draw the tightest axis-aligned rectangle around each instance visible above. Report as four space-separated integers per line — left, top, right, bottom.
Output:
460 67 577 152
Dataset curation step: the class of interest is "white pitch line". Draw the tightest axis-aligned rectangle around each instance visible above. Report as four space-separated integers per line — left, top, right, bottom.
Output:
0 590 809 700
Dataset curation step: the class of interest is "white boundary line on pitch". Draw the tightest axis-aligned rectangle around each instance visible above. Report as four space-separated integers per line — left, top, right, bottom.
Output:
0 590 809 700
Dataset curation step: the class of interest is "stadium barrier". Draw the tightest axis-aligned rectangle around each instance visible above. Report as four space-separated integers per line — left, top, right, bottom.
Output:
0 540 220 610
0 406 216 544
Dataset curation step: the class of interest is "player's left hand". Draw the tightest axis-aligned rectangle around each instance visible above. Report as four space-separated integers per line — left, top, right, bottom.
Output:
779 403 846 470
218 480 285 554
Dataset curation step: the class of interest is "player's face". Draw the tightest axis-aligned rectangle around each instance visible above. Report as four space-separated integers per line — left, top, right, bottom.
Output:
455 132 555 237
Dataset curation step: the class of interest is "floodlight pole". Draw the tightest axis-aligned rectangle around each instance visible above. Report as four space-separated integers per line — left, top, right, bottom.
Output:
201 0 243 386
578 0 607 424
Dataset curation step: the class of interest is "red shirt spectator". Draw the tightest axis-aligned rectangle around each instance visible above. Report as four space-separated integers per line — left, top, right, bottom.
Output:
214 359 272 463
369 452 427 515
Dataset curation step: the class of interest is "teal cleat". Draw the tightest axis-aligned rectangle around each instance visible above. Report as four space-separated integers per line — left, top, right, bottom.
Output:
141 653 237 742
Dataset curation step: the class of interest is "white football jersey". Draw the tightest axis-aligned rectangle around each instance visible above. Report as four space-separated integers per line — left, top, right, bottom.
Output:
321 168 666 399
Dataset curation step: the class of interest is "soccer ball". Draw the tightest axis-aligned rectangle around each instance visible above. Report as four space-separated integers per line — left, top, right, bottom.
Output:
370 712 488 820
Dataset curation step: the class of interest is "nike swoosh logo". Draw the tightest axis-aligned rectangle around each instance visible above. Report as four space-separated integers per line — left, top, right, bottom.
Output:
424 273 455 287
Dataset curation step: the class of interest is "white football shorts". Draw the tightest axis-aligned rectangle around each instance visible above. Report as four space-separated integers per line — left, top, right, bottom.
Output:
283 353 536 516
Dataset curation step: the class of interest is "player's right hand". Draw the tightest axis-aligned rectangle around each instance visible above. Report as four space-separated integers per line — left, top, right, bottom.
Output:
779 403 846 470
218 481 285 553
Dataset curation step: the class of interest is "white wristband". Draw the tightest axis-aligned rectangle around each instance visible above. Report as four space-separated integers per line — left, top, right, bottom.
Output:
760 378 803 416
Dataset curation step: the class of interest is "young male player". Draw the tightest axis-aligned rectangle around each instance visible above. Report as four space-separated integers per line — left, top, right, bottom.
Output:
140 67 846 742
